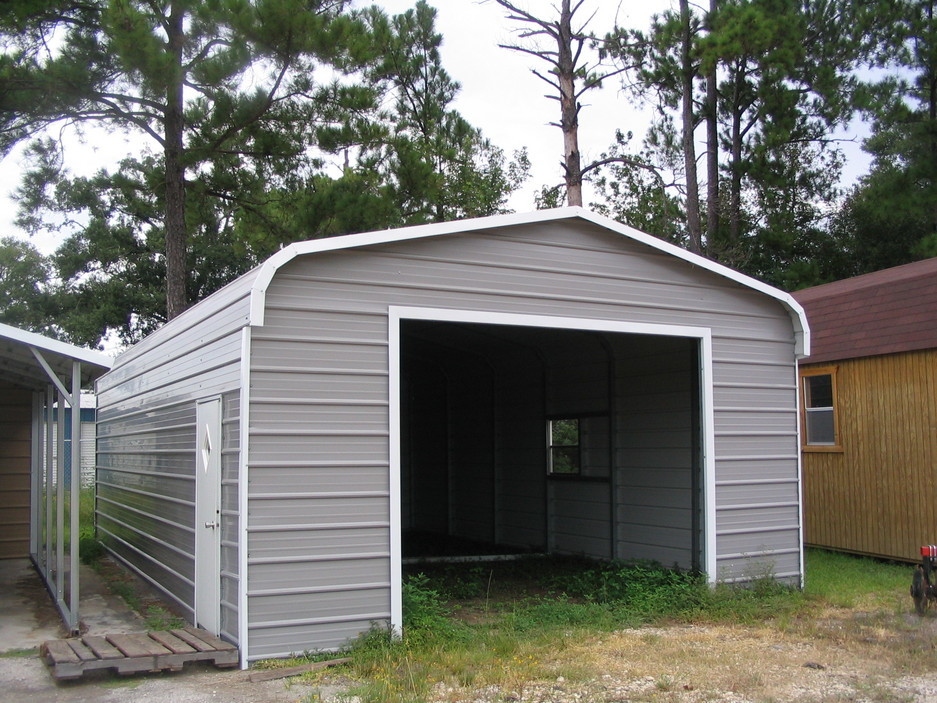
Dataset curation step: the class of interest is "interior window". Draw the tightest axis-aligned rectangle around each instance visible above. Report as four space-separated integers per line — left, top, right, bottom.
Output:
548 418 580 474
548 416 610 477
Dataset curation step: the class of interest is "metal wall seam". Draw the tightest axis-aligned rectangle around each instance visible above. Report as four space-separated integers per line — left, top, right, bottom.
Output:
238 325 251 668
794 359 806 589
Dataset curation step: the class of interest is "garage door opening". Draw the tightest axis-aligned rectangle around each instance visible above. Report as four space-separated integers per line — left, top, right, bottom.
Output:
395 315 707 577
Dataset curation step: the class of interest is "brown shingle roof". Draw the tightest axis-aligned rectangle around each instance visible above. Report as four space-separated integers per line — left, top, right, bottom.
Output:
792 257 937 364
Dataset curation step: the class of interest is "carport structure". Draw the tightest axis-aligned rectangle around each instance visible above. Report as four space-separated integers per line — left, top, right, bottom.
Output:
95 208 809 665
0 323 112 631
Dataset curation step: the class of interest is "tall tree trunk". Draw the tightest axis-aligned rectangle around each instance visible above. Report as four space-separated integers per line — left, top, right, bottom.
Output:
679 0 702 253
558 0 583 206
928 0 937 235
729 61 744 252
164 0 187 320
705 0 720 255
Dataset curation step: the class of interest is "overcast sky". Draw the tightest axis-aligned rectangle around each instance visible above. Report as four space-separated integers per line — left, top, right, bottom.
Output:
0 0 870 254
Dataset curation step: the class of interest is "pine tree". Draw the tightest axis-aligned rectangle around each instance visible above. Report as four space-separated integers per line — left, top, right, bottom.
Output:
1 0 378 322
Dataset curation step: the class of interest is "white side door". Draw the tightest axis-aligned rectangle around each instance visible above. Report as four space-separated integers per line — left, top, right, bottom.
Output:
195 397 222 635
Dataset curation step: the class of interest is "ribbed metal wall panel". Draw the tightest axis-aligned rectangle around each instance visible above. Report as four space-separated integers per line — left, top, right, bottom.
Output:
96 400 197 615
96 280 251 635
612 337 696 567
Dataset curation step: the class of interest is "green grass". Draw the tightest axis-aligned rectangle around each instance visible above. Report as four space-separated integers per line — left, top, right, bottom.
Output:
78 488 105 565
804 548 910 608
296 550 915 703
0 647 39 658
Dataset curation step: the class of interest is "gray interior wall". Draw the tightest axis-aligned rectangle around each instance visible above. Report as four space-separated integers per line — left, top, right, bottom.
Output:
492 350 546 548
400 364 448 535
445 350 496 543
246 220 801 658
612 336 697 568
544 333 612 557
402 326 694 566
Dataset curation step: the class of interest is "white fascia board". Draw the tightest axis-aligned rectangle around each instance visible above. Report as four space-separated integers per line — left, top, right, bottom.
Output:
246 207 810 357
0 321 113 371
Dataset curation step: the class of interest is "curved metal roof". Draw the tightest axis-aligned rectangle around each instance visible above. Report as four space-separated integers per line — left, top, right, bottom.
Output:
247 207 810 357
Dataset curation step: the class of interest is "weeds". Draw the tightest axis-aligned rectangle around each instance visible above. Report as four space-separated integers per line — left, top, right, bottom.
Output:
78 489 105 565
322 555 832 703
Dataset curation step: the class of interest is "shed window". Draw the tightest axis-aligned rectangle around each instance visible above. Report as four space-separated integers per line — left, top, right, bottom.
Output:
548 418 580 474
801 367 840 450
548 416 610 477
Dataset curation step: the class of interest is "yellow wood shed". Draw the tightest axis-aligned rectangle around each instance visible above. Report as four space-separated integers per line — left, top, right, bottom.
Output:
793 258 937 562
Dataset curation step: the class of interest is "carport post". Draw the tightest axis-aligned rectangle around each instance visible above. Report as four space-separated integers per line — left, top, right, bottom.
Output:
29 392 41 557
69 361 81 631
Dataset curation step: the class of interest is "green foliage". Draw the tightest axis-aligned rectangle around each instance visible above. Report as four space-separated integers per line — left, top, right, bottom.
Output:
590 130 687 247
0 235 56 335
2 1 524 344
362 1 529 225
78 489 103 565
402 573 467 645
334 555 850 703
1 0 382 338
603 0 867 286
546 560 707 616
831 0 937 273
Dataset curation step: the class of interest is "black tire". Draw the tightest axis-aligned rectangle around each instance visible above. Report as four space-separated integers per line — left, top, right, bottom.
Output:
912 567 928 615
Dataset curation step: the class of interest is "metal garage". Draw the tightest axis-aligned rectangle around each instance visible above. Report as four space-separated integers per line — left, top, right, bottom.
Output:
94 208 809 665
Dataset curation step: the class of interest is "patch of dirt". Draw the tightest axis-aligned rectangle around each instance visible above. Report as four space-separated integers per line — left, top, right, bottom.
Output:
419 605 937 702
15 567 66 635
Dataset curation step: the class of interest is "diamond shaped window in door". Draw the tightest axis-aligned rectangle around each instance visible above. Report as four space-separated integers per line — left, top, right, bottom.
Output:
201 425 213 473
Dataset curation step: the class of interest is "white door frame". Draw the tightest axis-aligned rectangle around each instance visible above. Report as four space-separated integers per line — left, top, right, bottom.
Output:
388 306 717 635
195 396 223 635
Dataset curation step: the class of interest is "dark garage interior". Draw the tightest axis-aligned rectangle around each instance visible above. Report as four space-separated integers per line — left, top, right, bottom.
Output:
399 320 704 570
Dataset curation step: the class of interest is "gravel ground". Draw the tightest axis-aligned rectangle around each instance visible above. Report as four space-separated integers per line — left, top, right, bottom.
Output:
7 608 937 702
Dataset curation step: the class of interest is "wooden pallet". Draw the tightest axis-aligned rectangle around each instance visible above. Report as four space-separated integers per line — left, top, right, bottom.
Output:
41 627 238 680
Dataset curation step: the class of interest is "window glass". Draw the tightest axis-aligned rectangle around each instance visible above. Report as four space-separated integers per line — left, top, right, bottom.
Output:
549 418 580 474
803 373 836 445
804 374 832 409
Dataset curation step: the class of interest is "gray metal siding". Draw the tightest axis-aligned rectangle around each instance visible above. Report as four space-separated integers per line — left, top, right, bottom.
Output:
95 401 198 615
245 221 801 658
95 278 251 630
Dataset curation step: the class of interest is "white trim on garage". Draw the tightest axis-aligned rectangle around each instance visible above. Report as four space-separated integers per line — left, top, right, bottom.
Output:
387 305 718 635
247 208 810 358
